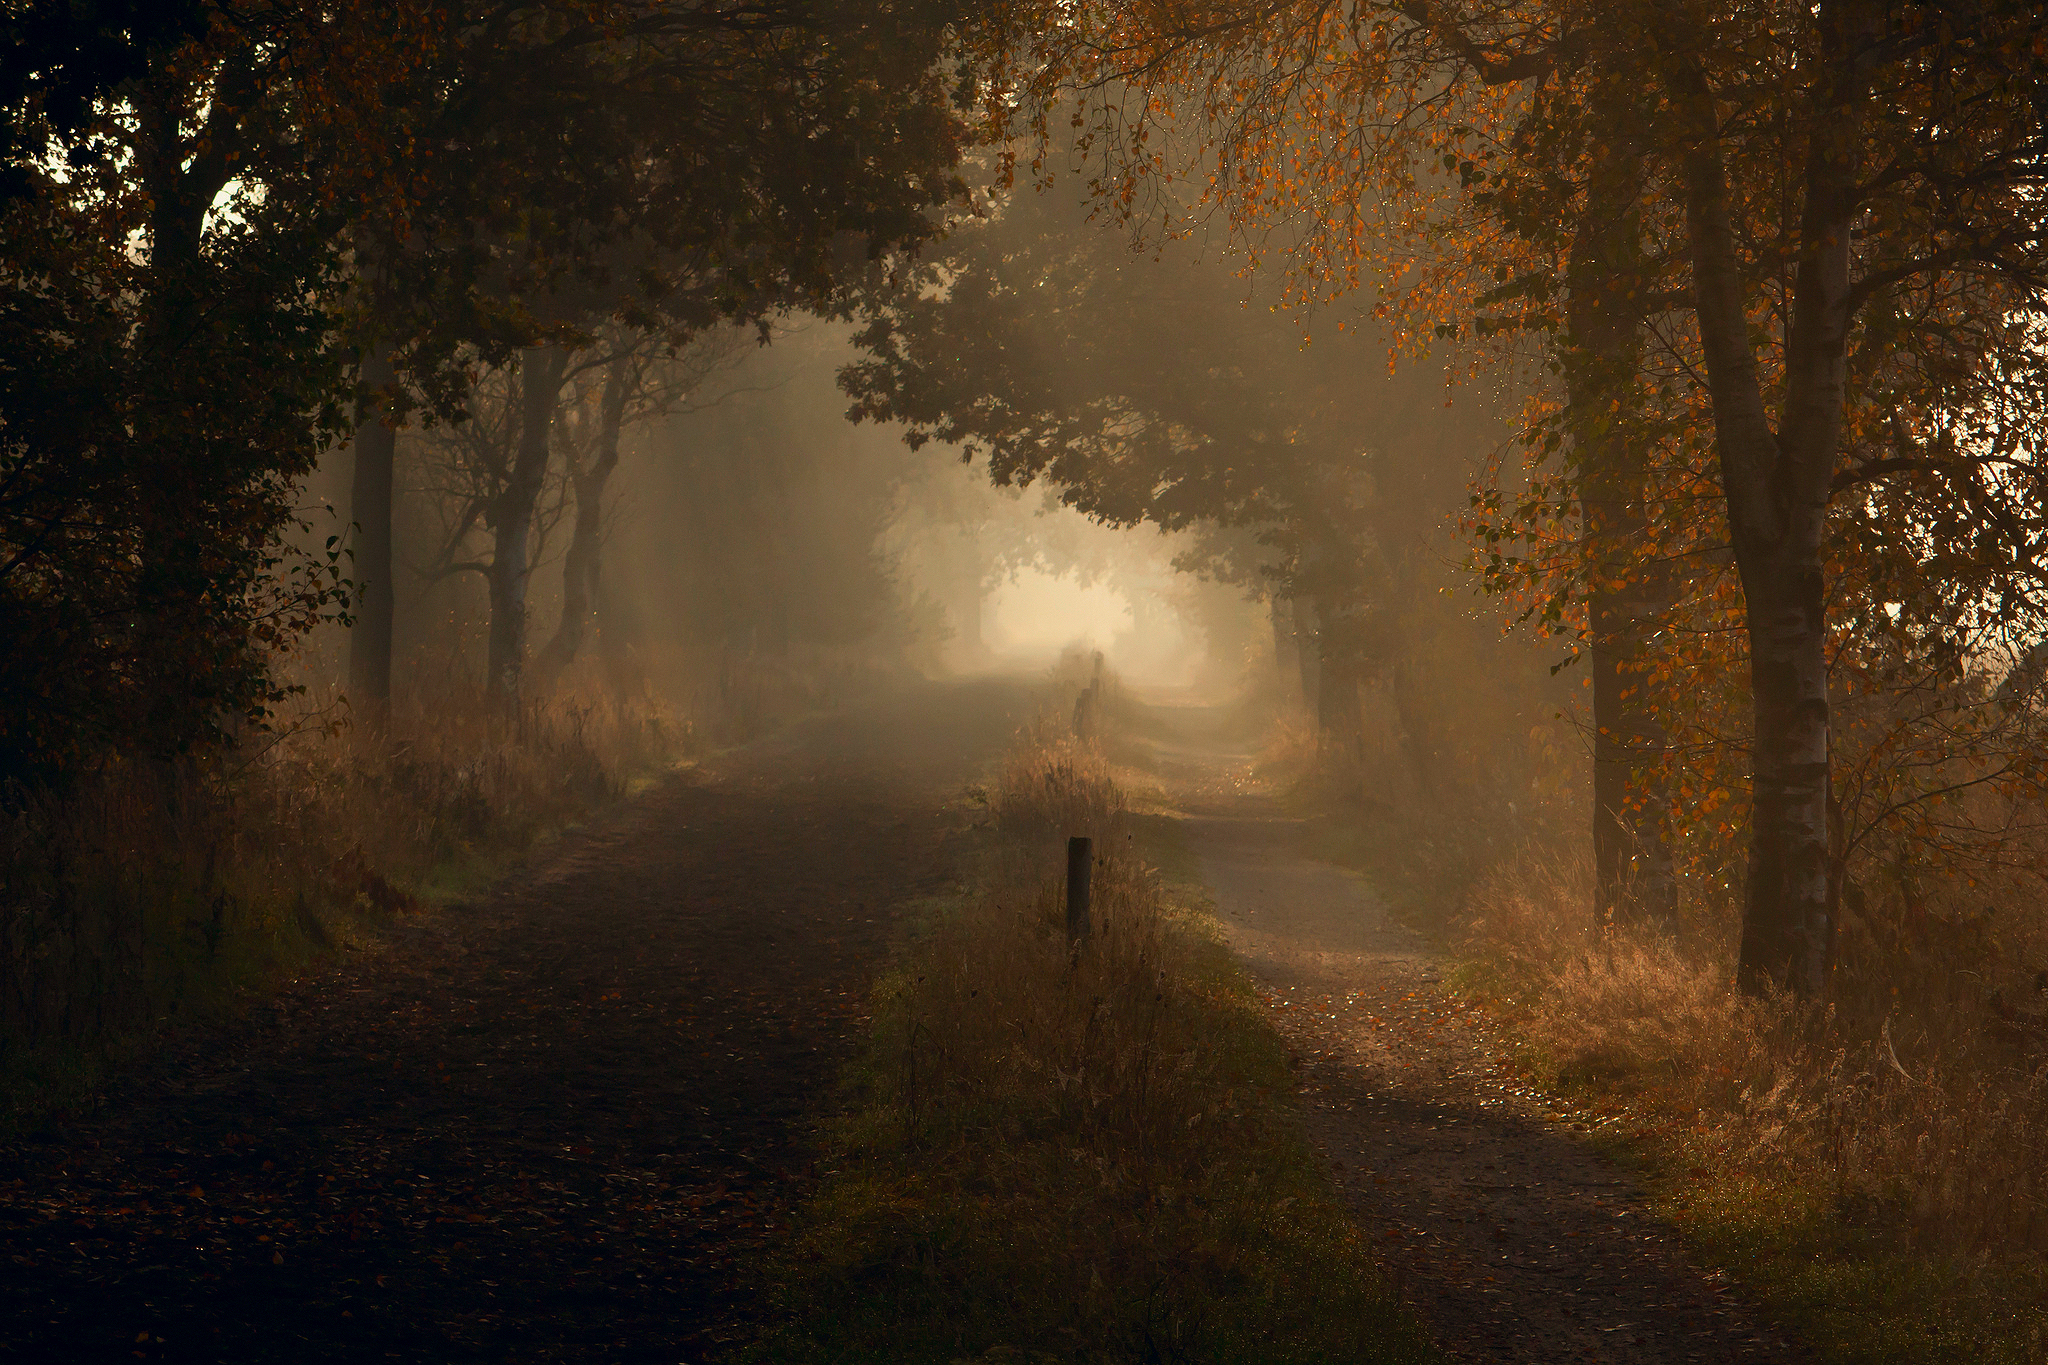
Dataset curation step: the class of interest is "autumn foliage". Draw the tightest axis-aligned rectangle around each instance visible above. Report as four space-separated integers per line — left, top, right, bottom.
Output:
968 0 2048 997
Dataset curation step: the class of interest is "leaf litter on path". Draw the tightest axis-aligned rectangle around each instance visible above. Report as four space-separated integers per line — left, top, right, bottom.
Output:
1156 735 1812 1365
0 679 1028 1364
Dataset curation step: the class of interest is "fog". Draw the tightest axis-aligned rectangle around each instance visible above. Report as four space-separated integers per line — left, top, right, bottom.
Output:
891 472 1248 690
20 12 2046 1357
271 161 1542 771
296 310 1275 719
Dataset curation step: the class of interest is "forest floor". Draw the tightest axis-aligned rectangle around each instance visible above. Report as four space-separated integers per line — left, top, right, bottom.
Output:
0 676 1029 1364
1133 700 1816 1365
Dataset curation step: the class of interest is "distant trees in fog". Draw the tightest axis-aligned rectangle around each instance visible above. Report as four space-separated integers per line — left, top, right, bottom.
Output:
0 1 975 780
844 171 1515 789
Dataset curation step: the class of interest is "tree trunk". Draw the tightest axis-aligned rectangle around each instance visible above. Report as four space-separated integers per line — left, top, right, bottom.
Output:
348 345 398 717
535 352 630 689
486 346 569 703
950 573 985 660
1315 594 1366 769
1737 548 1832 993
1667 18 1867 994
1291 597 1321 720
1567 123 1678 927
1388 659 1440 800
132 73 242 749
1270 596 1300 704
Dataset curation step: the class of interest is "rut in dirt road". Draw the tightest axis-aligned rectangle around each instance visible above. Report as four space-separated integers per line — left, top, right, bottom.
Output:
0 678 1026 1365
1148 719 1810 1365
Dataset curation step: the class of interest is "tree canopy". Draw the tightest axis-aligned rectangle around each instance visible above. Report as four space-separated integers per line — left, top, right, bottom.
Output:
0 0 977 778
967 0 2048 991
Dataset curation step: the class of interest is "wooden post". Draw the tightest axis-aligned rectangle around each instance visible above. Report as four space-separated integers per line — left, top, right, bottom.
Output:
1066 835 1093 944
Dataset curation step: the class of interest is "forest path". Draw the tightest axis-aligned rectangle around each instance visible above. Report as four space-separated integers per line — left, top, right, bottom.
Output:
0 675 1032 1365
1135 702 1811 1365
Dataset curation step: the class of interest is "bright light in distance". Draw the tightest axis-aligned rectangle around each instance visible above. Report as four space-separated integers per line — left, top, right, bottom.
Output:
984 570 1131 655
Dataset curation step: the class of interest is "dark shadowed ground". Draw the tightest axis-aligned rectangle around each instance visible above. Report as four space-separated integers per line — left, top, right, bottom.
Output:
1138 701 1811 1365
0 677 1029 1364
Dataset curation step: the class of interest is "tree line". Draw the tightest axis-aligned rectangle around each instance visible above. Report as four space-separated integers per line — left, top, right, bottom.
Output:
9 0 2047 1014
889 0 2048 999
1 0 974 783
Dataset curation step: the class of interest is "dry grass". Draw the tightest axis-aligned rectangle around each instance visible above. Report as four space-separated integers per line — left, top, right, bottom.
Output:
756 721 1434 1364
1263 652 2048 1362
1251 575 2048 1360
0 664 677 1125
1256 712 1321 782
1460 849 2048 1250
986 718 1129 843
1442 843 2048 1361
308 666 676 889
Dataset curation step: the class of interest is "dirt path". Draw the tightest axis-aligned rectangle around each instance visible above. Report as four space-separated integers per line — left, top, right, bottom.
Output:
1146 714 1810 1365
0 677 1028 1365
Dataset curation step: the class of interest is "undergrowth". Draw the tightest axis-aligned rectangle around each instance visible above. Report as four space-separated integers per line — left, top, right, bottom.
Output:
0 663 677 1132
751 699 1435 1364
1454 850 2048 1364
1271 716 2048 1365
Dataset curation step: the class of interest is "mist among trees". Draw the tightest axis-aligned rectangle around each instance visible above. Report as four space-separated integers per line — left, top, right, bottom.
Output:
4 1 2047 1360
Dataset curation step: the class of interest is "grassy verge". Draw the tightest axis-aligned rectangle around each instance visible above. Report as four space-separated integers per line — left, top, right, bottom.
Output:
1659 1171 2048 1364
748 717 1437 1364
1289 769 2048 1365
0 667 681 1135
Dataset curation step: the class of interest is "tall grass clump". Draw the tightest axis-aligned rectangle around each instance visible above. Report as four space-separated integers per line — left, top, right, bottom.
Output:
1437 843 2048 1360
987 717 1128 845
0 664 676 1126
1458 848 2048 1255
1263 628 2048 1360
1260 698 1581 925
756 722 1434 1365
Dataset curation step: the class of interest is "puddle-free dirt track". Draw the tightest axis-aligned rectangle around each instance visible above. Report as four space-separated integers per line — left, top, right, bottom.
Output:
1145 705 1811 1364
4 682 1815 1364
0 678 1026 1364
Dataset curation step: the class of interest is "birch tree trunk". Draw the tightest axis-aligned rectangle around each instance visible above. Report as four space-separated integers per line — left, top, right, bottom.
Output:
486 345 569 703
